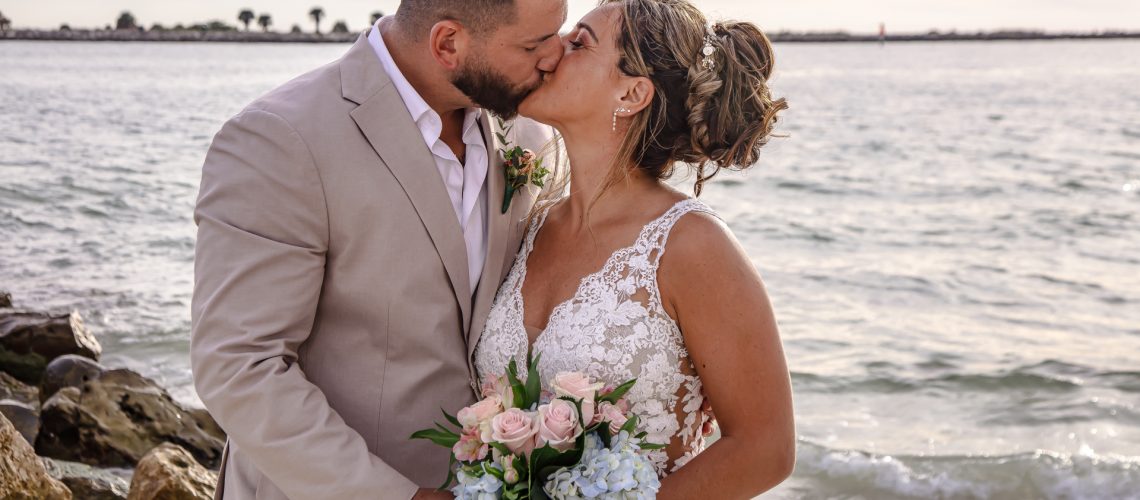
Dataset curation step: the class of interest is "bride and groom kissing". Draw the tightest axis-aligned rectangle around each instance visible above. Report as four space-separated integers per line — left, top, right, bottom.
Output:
190 0 794 498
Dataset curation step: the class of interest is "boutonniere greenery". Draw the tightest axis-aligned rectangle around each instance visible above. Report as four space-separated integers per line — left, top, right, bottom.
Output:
496 118 550 214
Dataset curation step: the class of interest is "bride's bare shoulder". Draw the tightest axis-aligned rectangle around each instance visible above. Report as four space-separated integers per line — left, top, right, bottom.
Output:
658 206 760 310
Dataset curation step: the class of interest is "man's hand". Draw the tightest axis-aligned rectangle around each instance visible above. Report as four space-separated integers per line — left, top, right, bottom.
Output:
701 397 717 436
412 488 453 499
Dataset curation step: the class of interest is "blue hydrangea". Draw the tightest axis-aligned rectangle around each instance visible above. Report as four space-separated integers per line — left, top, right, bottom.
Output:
543 432 662 499
452 462 504 500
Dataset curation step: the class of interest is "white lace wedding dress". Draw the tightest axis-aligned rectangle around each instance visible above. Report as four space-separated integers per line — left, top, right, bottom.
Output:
474 198 719 476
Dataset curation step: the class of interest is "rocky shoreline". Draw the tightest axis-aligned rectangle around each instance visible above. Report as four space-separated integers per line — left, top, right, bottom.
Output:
0 290 223 499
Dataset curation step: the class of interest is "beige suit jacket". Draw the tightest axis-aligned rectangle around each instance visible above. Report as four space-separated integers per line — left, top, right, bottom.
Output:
191 30 557 500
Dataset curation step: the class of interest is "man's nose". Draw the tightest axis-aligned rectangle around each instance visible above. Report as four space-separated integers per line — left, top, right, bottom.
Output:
536 36 564 73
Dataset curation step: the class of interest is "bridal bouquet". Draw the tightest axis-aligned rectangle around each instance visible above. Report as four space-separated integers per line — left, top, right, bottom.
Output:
411 354 663 499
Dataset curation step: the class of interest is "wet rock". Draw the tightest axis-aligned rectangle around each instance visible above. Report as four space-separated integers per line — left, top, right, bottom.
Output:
36 368 225 469
127 443 216 500
0 291 11 308
43 458 131 500
0 412 72 499
1 398 39 444
1 369 40 407
0 310 102 384
41 354 106 404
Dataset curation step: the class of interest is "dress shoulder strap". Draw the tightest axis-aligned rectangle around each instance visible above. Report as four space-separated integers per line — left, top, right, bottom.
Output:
639 198 721 268
521 200 559 255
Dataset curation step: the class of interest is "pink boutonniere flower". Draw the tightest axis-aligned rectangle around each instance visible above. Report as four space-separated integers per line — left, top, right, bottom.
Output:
496 118 550 214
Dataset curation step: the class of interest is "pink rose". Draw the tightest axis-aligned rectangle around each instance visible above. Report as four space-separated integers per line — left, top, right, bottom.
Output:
490 408 538 457
452 428 489 462
596 402 629 434
481 375 515 409
535 399 582 452
551 372 604 420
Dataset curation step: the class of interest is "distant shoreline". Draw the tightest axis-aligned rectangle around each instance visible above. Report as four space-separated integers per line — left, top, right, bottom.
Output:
3 29 1140 44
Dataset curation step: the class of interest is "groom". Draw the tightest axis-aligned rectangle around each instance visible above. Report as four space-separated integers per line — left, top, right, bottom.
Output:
190 0 567 498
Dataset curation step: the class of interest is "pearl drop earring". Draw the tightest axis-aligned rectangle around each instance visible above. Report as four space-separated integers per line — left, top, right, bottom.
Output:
612 107 629 132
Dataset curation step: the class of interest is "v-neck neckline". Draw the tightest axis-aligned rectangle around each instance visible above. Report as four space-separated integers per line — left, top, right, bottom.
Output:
515 198 692 349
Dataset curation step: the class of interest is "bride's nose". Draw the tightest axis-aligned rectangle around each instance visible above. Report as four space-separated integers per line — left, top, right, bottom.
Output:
536 35 564 73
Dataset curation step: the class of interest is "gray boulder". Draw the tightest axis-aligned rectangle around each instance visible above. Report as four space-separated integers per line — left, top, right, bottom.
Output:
1 369 39 407
36 368 225 469
0 398 39 444
0 310 101 384
43 458 131 500
40 354 106 404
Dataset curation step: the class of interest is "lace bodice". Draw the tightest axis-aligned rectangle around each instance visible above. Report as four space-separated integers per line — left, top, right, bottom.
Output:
473 198 719 475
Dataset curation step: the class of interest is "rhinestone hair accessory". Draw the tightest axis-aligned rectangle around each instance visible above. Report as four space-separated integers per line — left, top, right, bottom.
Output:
700 30 717 71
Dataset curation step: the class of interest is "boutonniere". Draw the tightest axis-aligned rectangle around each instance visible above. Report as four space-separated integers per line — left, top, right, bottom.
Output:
496 118 550 214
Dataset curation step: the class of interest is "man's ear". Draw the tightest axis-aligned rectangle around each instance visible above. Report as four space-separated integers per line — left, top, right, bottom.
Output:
617 76 654 114
429 20 471 71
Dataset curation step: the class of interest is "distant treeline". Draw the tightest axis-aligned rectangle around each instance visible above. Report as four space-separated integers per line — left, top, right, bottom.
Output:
1 8 1138 44
0 7 385 37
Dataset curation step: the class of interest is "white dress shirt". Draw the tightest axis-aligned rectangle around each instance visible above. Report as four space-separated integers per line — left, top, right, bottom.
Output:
368 24 489 295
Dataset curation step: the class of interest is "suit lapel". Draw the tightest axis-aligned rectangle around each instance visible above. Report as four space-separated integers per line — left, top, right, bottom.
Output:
341 31 472 330
469 112 511 358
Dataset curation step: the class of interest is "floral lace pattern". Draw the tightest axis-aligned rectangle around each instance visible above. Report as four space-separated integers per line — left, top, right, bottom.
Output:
474 198 719 475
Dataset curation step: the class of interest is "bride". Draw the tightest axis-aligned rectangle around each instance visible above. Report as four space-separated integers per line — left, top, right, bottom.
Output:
474 0 795 497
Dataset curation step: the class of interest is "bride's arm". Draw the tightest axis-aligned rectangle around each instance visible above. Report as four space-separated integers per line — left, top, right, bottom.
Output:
656 212 796 499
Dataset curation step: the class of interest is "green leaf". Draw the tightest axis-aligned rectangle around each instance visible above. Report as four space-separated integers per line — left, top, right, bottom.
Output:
639 442 668 450
524 352 542 408
528 445 573 497
599 378 637 404
410 428 460 448
441 409 461 428
596 422 614 448
489 442 512 457
506 358 527 408
496 132 508 145
619 412 639 436
484 463 506 480
437 454 457 491
501 183 516 215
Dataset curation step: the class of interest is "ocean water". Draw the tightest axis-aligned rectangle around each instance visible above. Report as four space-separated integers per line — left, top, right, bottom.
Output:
1 39 1138 498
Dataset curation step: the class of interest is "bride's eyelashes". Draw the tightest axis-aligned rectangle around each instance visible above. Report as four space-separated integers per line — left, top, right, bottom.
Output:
569 40 585 50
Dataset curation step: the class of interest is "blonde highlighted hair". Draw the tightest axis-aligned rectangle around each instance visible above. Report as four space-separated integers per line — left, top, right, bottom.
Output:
604 0 787 197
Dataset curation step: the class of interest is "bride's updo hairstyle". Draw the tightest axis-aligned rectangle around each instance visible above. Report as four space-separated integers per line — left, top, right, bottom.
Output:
608 0 787 195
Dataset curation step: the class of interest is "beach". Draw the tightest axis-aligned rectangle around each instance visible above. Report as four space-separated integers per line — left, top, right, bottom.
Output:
1 38 1139 497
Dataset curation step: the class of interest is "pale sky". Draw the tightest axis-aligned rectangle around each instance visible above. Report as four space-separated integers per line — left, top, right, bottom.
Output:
3 0 1139 33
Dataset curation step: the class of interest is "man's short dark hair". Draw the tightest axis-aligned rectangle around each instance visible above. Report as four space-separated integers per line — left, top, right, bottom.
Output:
396 0 518 39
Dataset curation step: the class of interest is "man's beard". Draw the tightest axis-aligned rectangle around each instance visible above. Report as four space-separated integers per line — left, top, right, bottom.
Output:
451 56 537 120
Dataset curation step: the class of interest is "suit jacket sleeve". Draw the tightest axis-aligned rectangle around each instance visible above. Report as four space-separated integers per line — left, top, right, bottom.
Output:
190 108 420 500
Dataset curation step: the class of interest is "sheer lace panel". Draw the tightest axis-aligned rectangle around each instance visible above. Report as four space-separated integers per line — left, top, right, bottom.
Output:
474 198 720 475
